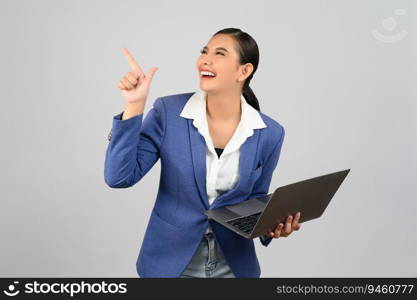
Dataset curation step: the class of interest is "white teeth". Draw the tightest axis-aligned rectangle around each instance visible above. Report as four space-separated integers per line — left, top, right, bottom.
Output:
200 71 216 76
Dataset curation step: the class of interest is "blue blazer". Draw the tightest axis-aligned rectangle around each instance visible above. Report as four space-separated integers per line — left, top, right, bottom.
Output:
104 92 285 278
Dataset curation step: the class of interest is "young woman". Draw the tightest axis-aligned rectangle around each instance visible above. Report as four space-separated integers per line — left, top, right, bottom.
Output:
105 28 301 278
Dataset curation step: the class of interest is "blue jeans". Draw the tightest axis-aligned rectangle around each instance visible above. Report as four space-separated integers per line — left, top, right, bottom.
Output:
180 231 236 278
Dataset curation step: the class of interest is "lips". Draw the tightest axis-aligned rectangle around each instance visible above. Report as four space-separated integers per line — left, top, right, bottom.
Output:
199 66 217 79
199 68 216 75
200 70 216 81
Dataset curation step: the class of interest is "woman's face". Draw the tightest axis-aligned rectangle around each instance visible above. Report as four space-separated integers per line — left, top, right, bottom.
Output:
196 34 253 94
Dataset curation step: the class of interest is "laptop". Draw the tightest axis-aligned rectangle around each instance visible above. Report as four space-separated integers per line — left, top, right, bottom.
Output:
204 169 350 240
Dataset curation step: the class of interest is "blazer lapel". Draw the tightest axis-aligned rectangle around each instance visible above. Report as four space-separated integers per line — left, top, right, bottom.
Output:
188 118 210 209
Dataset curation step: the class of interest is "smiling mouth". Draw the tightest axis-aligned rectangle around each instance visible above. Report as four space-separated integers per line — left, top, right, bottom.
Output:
201 74 217 80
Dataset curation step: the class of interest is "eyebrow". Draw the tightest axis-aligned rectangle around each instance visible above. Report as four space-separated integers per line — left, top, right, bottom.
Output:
202 46 229 53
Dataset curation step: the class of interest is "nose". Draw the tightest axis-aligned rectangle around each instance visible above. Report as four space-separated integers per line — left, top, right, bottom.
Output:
201 57 212 66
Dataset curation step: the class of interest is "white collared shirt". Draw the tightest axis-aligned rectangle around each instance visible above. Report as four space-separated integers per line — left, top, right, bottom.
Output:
180 89 267 234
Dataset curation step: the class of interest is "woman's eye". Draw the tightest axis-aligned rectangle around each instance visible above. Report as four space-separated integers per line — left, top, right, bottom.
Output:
199 50 224 56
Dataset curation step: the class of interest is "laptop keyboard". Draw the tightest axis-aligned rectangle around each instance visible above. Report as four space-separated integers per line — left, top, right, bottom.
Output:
226 212 262 234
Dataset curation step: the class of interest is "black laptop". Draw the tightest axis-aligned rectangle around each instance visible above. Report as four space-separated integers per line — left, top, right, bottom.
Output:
204 169 350 240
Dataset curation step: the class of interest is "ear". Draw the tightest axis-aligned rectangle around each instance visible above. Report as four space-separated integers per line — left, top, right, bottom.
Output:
238 63 254 82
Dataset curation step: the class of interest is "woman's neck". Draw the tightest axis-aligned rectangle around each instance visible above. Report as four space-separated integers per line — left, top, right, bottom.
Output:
206 91 241 122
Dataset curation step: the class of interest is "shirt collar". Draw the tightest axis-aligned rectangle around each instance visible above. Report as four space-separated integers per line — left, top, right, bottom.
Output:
180 89 267 156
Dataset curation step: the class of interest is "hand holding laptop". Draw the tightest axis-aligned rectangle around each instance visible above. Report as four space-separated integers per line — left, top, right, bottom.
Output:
264 211 302 239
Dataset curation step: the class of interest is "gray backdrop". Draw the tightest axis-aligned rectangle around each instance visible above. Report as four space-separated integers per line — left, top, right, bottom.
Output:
0 0 415 277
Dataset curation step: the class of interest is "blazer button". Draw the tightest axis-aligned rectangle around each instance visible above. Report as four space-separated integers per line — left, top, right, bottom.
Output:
107 129 112 141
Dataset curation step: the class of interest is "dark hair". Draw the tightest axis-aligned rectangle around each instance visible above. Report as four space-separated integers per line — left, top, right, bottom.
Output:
213 28 261 111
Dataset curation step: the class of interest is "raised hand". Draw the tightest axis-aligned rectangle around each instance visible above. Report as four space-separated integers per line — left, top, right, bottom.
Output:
118 48 158 104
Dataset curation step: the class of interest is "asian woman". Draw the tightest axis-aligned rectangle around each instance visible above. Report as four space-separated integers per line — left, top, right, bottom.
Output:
105 28 301 278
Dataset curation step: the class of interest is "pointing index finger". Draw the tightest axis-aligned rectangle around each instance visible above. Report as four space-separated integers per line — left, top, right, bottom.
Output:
122 48 143 75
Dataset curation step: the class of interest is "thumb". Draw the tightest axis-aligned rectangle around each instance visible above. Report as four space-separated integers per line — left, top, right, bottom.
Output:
140 67 158 90
145 67 158 82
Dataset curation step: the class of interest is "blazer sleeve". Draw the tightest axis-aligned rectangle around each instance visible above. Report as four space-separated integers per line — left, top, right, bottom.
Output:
104 97 166 188
250 125 285 247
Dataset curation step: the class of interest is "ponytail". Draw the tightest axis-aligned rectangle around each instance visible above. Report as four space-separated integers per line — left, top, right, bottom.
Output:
242 78 260 112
